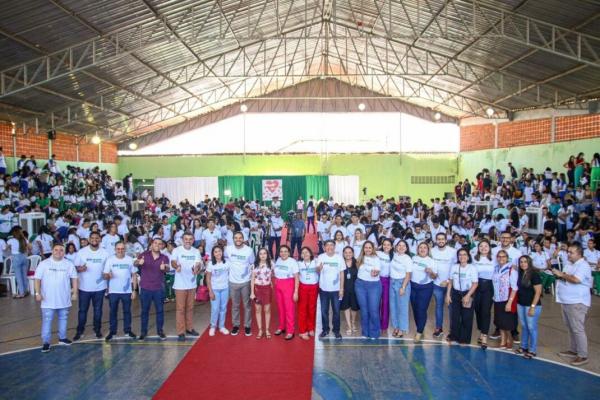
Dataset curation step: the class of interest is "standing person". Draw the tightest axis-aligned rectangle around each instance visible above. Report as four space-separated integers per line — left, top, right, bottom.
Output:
306 201 316 234
410 242 438 343
250 248 273 339
273 245 299 340
201 219 222 258
491 250 518 350
431 232 456 338
554 242 593 366
7 226 31 298
171 232 202 341
267 210 284 259
446 248 478 345
135 238 170 340
206 246 230 336
298 247 319 340
316 213 331 254
473 239 495 348
74 232 109 341
355 241 382 340
574 152 585 188
389 240 412 338
34 243 78 353
0 147 6 175
564 155 575 187
289 212 306 259
101 223 120 256
377 239 393 332
103 242 138 341
225 231 255 337
317 240 345 339
515 255 543 359
340 246 359 335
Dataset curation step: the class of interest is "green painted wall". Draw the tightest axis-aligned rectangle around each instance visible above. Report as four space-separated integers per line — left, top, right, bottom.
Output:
4 156 119 178
458 137 600 181
118 153 458 201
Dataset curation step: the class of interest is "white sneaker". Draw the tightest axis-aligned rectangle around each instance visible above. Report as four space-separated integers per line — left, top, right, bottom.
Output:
219 327 230 335
209 328 216 337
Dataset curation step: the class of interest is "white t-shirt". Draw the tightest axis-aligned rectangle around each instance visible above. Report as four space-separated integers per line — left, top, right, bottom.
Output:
201 228 222 255
317 221 331 241
77 246 109 292
411 256 437 285
225 245 255 284
347 223 366 235
473 256 495 280
206 261 230 290
431 246 457 286
357 255 381 282
34 233 54 255
7 238 23 255
171 246 202 290
0 239 6 263
390 253 412 280
298 259 319 285
330 225 348 240
317 253 345 291
103 255 136 294
101 233 120 256
34 257 77 309
583 249 599 267
0 212 14 233
273 257 299 279
492 246 522 267
556 258 592 307
449 263 478 291
531 252 549 271
376 251 392 277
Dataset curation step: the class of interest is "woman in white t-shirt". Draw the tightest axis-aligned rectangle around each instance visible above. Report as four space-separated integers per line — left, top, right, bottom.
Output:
377 239 393 332
8 226 31 298
410 242 437 343
306 201 315 234
445 248 479 345
355 241 382 339
351 229 366 256
333 230 346 256
297 247 319 340
206 246 230 336
389 240 412 338
273 245 299 340
531 241 554 292
250 248 273 339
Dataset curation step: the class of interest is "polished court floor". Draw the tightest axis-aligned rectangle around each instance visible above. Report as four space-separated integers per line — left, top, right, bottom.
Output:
0 293 598 399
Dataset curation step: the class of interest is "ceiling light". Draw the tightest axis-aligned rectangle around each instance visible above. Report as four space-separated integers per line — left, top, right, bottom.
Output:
128 142 138 150
240 104 248 113
486 107 494 117
358 103 366 111
91 135 101 145
434 112 441 121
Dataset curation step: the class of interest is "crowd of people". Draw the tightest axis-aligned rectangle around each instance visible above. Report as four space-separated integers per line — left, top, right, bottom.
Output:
0 149 598 368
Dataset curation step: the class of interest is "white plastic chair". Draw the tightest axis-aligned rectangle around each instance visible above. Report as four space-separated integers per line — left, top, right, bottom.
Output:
0 256 15 294
27 255 42 293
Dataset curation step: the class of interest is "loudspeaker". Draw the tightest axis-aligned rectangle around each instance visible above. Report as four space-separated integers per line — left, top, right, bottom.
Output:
507 111 515 121
47 129 56 140
588 101 599 114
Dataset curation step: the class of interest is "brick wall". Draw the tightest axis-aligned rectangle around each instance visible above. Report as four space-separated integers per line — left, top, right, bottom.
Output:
461 114 600 151
0 121 118 164
555 114 600 142
459 123 495 151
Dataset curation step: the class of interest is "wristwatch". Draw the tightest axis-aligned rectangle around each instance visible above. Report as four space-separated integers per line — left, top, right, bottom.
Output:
530 304 535 308
35 292 40 296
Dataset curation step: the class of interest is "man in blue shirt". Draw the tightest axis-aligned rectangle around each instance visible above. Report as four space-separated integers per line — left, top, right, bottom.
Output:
290 212 306 260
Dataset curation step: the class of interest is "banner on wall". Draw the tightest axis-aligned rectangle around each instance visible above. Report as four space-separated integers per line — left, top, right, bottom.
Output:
262 179 283 201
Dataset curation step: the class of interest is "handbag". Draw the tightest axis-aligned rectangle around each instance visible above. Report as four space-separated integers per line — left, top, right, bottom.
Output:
195 285 210 302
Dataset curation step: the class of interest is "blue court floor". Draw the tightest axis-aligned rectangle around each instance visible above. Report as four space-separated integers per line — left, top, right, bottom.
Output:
312 338 600 400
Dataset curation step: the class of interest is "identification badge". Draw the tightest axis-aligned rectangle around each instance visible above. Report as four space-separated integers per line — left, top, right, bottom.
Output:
346 273 351 280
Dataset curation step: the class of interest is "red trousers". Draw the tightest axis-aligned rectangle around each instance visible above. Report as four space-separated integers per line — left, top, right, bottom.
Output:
298 283 319 334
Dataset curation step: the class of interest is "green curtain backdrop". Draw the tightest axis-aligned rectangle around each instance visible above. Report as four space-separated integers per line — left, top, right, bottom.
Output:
219 175 329 212
218 176 245 202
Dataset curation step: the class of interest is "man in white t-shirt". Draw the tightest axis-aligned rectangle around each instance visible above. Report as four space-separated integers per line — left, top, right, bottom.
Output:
225 231 255 336
73 232 109 341
554 242 593 366
101 223 120 256
317 240 345 338
329 215 349 242
346 214 366 236
317 213 331 254
103 241 138 341
430 233 456 338
171 232 202 341
0 206 13 237
34 243 78 353
267 211 284 259
201 218 222 256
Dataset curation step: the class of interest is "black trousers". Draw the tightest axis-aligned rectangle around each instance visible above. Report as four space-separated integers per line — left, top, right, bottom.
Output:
474 279 493 335
449 289 475 344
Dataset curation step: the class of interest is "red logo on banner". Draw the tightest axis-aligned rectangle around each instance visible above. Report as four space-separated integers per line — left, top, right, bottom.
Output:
264 180 280 193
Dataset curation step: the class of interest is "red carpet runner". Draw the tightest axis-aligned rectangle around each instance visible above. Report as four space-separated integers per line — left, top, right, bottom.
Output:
154 229 318 400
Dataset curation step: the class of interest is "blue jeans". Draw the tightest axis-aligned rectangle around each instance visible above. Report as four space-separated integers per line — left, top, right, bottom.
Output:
210 288 229 329
389 278 411 331
12 253 28 296
267 236 281 259
517 305 542 353
319 289 341 334
77 289 105 335
41 308 69 344
290 237 303 259
410 282 434 334
109 293 132 334
433 284 448 330
355 279 382 339
140 288 165 335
